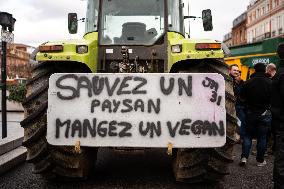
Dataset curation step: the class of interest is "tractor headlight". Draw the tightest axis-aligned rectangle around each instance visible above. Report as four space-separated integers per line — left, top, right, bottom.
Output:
76 45 88 54
171 45 182 53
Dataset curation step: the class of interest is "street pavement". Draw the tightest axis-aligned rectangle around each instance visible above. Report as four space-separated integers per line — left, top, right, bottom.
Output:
0 112 24 145
0 144 274 189
0 112 26 175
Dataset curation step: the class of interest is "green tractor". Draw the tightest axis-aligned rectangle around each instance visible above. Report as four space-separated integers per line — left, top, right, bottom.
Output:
21 0 237 183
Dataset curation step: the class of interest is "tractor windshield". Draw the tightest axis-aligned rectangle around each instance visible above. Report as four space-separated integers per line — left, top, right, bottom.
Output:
100 0 165 45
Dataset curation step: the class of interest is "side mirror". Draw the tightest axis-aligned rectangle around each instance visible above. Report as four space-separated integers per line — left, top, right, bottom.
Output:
202 9 213 31
68 13 78 34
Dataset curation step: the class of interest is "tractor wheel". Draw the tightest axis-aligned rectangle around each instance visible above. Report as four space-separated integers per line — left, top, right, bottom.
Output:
21 60 97 180
172 59 237 183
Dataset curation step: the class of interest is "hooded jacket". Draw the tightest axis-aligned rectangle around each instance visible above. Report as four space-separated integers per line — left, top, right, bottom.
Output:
240 71 272 114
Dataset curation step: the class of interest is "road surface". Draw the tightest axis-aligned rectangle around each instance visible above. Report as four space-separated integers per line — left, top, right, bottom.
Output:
0 144 274 189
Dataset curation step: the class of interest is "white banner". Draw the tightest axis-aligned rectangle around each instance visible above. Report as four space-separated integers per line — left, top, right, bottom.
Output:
47 73 226 148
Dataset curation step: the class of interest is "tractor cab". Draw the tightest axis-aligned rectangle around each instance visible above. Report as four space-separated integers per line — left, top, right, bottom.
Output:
69 0 213 45
68 0 214 73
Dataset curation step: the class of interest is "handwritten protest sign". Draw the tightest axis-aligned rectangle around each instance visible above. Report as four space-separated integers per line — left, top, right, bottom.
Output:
47 73 226 148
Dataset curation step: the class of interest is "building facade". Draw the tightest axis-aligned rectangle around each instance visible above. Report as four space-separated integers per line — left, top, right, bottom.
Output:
223 32 233 47
0 43 32 79
232 12 247 46
247 0 284 43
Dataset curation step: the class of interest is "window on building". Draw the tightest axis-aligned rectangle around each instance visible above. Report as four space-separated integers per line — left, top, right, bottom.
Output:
248 31 250 43
278 16 281 30
282 15 284 29
262 24 265 35
271 18 277 36
262 7 265 15
266 22 270 33
272 0 275 9
280 15 283 34
255 27 257 37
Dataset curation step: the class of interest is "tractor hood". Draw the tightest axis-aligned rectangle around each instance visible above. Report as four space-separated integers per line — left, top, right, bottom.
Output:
36 32 99 72
167 32 224 69
42 39 89 46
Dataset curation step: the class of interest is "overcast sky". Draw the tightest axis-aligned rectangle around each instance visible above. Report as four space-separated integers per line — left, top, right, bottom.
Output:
0 0 249 47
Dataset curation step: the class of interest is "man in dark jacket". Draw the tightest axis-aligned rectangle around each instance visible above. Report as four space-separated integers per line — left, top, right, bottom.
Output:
239 63 272 166
273 43 284 189
229 64 245 141
234 72 246 140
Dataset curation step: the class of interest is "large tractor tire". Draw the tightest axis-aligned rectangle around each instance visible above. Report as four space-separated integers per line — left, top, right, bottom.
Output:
21 59 97 180
172 59 237 183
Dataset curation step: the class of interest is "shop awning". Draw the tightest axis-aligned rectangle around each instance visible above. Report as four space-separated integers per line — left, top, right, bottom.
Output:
240 53 279 67
229 37 284 68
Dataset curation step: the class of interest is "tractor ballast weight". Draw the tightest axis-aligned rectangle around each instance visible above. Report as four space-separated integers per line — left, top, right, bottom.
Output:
22 0 237 183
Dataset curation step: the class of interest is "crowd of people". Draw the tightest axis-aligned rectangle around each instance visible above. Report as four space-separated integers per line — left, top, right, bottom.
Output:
229 43 284 189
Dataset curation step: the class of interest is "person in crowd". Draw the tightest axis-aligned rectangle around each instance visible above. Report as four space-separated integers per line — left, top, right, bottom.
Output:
265 63 277 153
229 64 243 141
239 63 272 167
229 64 240 79
272 43 284 189
266 63 277 79
234 71 246 141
